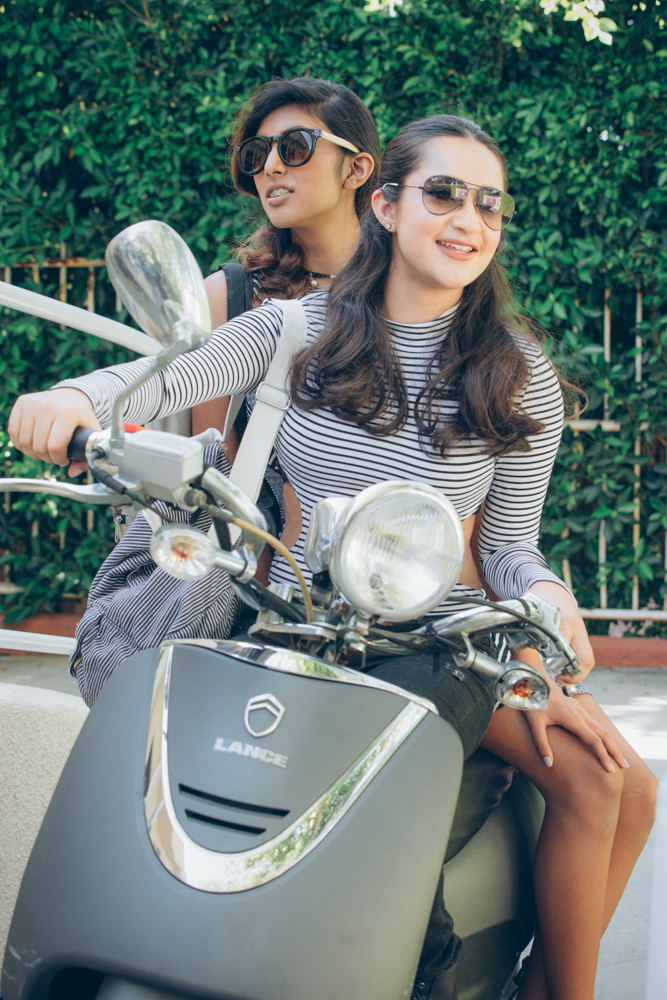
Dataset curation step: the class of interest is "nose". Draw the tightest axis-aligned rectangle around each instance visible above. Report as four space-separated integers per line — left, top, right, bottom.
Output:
264 140 285 176
450 189 483 231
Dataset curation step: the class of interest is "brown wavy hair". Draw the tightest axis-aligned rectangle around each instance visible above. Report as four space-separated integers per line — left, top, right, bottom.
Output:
291 114 561 458
229 77 381 301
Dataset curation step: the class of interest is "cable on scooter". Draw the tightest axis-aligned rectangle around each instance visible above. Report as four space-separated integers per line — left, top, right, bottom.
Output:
230 516 314 624
236 577 307 624
444 594 579 673
87 449 179 524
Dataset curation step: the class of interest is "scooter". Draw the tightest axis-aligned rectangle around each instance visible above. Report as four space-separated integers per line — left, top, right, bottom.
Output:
1 222 581 1000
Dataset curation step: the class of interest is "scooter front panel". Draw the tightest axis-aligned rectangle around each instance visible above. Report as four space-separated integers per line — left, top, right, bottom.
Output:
3 643 463 1000
147 642 429 890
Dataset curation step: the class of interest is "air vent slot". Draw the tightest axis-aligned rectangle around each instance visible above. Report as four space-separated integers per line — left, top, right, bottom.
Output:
184 809 266 836
178 783 289 818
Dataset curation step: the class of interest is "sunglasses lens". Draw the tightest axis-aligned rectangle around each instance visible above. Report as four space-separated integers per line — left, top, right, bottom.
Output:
422 177 466 215
279 129 315 166
477 190 515 230
238 138 268 176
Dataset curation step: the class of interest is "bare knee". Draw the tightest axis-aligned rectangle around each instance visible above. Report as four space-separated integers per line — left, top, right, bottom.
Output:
620 765 658 838
544 753 624 836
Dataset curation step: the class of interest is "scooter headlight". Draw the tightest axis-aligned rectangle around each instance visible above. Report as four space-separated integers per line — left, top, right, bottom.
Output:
495 665 549 711
328 481 465 622
150 524 215 580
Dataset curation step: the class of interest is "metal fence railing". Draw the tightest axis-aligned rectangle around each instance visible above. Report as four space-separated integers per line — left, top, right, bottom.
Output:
2 260 666 622
565 285 667 623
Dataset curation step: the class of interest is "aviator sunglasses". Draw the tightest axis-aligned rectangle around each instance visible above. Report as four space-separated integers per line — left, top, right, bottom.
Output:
236 127 360 176
382 176 515 231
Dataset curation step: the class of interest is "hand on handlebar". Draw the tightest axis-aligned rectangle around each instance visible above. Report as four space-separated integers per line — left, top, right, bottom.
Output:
8 388 101 477
528 580 595 685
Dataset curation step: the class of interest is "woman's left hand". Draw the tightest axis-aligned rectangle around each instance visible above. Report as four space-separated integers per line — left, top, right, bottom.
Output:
528 579 595 686
521 671 627 772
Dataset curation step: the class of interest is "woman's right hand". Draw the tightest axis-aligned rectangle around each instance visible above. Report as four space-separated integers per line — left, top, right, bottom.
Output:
8 388 101 476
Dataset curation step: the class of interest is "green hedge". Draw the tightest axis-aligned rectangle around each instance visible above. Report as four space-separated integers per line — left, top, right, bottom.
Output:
1 0 666 626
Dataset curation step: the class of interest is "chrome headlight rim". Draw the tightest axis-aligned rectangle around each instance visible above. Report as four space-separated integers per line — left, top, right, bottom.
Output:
328 480 465 622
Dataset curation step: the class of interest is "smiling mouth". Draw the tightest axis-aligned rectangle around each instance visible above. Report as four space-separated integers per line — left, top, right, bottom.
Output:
436 241 477 254
267 187 292 199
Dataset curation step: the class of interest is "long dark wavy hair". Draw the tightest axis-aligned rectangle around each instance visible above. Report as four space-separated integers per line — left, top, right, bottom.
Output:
230 77 381 301
292 114 556 457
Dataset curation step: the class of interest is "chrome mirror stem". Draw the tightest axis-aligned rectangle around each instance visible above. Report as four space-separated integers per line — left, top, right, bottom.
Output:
110 336 191 449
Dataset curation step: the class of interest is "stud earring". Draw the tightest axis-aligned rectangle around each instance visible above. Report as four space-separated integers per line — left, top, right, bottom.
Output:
386 224 391 230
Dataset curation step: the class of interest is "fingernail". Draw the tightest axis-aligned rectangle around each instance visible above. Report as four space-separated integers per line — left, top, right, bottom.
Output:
542 756 553 768
623 758 630 768
609 764 616 773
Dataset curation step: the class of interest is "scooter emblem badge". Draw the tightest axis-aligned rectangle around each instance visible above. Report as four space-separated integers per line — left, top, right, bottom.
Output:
244 693 286 738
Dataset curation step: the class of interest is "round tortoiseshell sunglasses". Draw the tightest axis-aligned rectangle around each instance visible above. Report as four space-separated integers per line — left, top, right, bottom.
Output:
237 127 360 176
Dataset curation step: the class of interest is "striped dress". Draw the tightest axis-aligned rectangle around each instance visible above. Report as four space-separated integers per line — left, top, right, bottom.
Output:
57 292 568 705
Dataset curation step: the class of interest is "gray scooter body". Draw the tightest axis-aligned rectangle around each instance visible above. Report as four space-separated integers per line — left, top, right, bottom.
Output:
3 642 465 1000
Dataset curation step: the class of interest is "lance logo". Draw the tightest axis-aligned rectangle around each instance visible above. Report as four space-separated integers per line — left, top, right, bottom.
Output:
244 693 286 739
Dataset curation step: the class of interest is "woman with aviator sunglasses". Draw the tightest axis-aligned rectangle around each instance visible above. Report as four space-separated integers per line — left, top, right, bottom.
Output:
326 118 652 1000
8 113 657 1000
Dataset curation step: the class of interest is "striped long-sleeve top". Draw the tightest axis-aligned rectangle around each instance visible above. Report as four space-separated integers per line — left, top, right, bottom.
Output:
57 292 568 703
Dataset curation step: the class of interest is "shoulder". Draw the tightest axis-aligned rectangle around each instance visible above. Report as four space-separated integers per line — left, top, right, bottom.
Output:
204 270 228 328
510 332 563 422
262 290 328 340
511 332 560 387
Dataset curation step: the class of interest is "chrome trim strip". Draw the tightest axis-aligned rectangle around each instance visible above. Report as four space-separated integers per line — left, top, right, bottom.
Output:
144 645 428 893
167 637 438 715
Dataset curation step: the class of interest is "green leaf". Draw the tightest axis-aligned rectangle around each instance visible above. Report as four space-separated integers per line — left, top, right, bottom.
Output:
34 146 53 171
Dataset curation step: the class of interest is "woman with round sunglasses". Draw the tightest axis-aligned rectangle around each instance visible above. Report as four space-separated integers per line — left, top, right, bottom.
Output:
191 76 379 454
8 114 657 1000
11 76 380 579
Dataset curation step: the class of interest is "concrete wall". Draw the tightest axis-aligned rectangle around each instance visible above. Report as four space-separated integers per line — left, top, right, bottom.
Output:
0 683 88 962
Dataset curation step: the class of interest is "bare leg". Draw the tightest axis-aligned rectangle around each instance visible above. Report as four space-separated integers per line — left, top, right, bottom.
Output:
566 694 657 933
481 706 625 1000
494 695 658 999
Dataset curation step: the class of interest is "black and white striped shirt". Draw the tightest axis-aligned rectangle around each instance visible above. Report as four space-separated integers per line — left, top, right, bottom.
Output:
58 293 567 703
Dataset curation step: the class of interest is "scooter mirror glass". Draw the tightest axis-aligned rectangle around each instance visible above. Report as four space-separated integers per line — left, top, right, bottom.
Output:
105 220 212 350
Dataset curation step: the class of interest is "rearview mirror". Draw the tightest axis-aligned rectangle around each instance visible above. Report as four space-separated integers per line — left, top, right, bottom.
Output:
105 220 212 351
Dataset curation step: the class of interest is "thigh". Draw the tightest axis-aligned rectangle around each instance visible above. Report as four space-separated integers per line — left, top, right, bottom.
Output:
480 703 624 800
445 748 515 863
367 654 496 759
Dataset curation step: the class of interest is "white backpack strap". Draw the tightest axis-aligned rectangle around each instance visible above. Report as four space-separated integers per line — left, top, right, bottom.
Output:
137 300 307 544
228 299 307 502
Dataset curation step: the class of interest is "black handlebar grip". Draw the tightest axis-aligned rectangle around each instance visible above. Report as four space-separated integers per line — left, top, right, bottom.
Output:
67 427 94 462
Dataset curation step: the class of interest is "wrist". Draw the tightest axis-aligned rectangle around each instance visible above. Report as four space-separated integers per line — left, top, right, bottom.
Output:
529 579 578 611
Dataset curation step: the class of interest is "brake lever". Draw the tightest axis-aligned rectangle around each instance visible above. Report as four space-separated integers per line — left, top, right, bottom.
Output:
521 592 581 678
0 477 128 506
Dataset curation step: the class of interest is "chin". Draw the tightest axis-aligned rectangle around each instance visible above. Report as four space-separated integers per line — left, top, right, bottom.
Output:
264 210 307 231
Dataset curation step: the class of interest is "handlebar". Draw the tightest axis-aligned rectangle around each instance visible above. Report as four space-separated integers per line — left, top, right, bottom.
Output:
67 427 95 462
